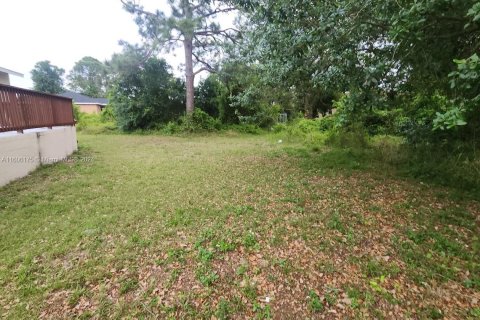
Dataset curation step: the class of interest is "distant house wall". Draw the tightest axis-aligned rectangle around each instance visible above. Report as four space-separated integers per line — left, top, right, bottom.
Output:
0 126 78 187
78 104 102 114
0 72 10 85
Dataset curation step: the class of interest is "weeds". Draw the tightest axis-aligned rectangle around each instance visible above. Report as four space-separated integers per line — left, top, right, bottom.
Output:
243 232 259 249
196 265 218 287
0 133 478 318
308 290 324 313
119 278 138 295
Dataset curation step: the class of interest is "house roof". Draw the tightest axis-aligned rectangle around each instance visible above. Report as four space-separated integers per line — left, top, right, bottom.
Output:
0 67 24 77
59 91 109 105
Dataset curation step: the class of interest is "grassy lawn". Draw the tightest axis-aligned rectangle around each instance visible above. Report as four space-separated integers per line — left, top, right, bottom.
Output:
1 133 479 319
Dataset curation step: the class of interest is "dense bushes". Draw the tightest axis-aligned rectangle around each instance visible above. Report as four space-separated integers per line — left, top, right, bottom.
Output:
228 0 479 198
73 104 82 123
270 107 479 197
76 0 478 198
271 117 335 146
162 109 221 134
400 143 480 196
110 58 185 131
160 109 266 134
195 75 227 119
75 110 117 134
237 103 282 128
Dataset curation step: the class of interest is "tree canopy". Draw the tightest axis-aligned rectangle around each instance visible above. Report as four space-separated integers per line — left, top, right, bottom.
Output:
230 0 480 134
121 0 239 114
110 56 185 131
31 60 65 94
75 0 479 144
68 56 107 98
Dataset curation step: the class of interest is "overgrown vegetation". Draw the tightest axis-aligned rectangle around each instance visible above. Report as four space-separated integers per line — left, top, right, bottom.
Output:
74 106 117 135
13 0 480 318
231 0 480 196
271 114 480 198
1 134 478 318
109 57 185 131
76 103 479 197
56 0 479 196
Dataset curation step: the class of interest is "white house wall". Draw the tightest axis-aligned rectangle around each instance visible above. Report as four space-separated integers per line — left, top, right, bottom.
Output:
0 126 78 187
0 72 10 85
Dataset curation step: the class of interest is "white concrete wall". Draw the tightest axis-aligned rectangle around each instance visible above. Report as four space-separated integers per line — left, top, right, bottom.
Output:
0 72 10 85
0 126 77 187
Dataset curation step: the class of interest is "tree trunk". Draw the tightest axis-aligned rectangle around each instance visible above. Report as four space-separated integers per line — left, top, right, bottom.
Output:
184 37 195 114
304 93 313 119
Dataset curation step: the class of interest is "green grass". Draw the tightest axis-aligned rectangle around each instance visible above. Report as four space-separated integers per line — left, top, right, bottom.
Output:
308 290 324 313
0 133 479 318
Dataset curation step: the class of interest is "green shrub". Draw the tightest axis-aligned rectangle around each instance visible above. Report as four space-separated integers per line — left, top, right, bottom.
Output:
162 121 181 134
195 74 228 118
228 124 262 134
362 109 403 135
111 57 185 131
294 118 322 133
73 104 82 123
76 113 117 134
398 143 480 197
395 93 454 144
76 113 100 130
159 113 265 135
271 123 287 133
318 116 336 131
178 108 222 132
100 106 116 123
271 118 330 146
325 124 369 149
237 108 278 129
447 53 480 133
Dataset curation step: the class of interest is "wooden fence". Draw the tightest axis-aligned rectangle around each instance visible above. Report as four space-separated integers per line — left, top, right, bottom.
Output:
0 84 75 133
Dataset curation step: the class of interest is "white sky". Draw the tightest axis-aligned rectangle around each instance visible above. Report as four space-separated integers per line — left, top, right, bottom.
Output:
0 0 233 89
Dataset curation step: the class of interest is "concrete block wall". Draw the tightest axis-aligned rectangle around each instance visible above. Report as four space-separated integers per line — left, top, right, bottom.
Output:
0 126 78 187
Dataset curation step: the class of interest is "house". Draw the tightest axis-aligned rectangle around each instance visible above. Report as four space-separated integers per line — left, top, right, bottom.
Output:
59 91 108 114
0 67 24 85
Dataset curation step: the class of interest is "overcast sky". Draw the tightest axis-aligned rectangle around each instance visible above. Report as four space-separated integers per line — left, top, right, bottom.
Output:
0 0 233 89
